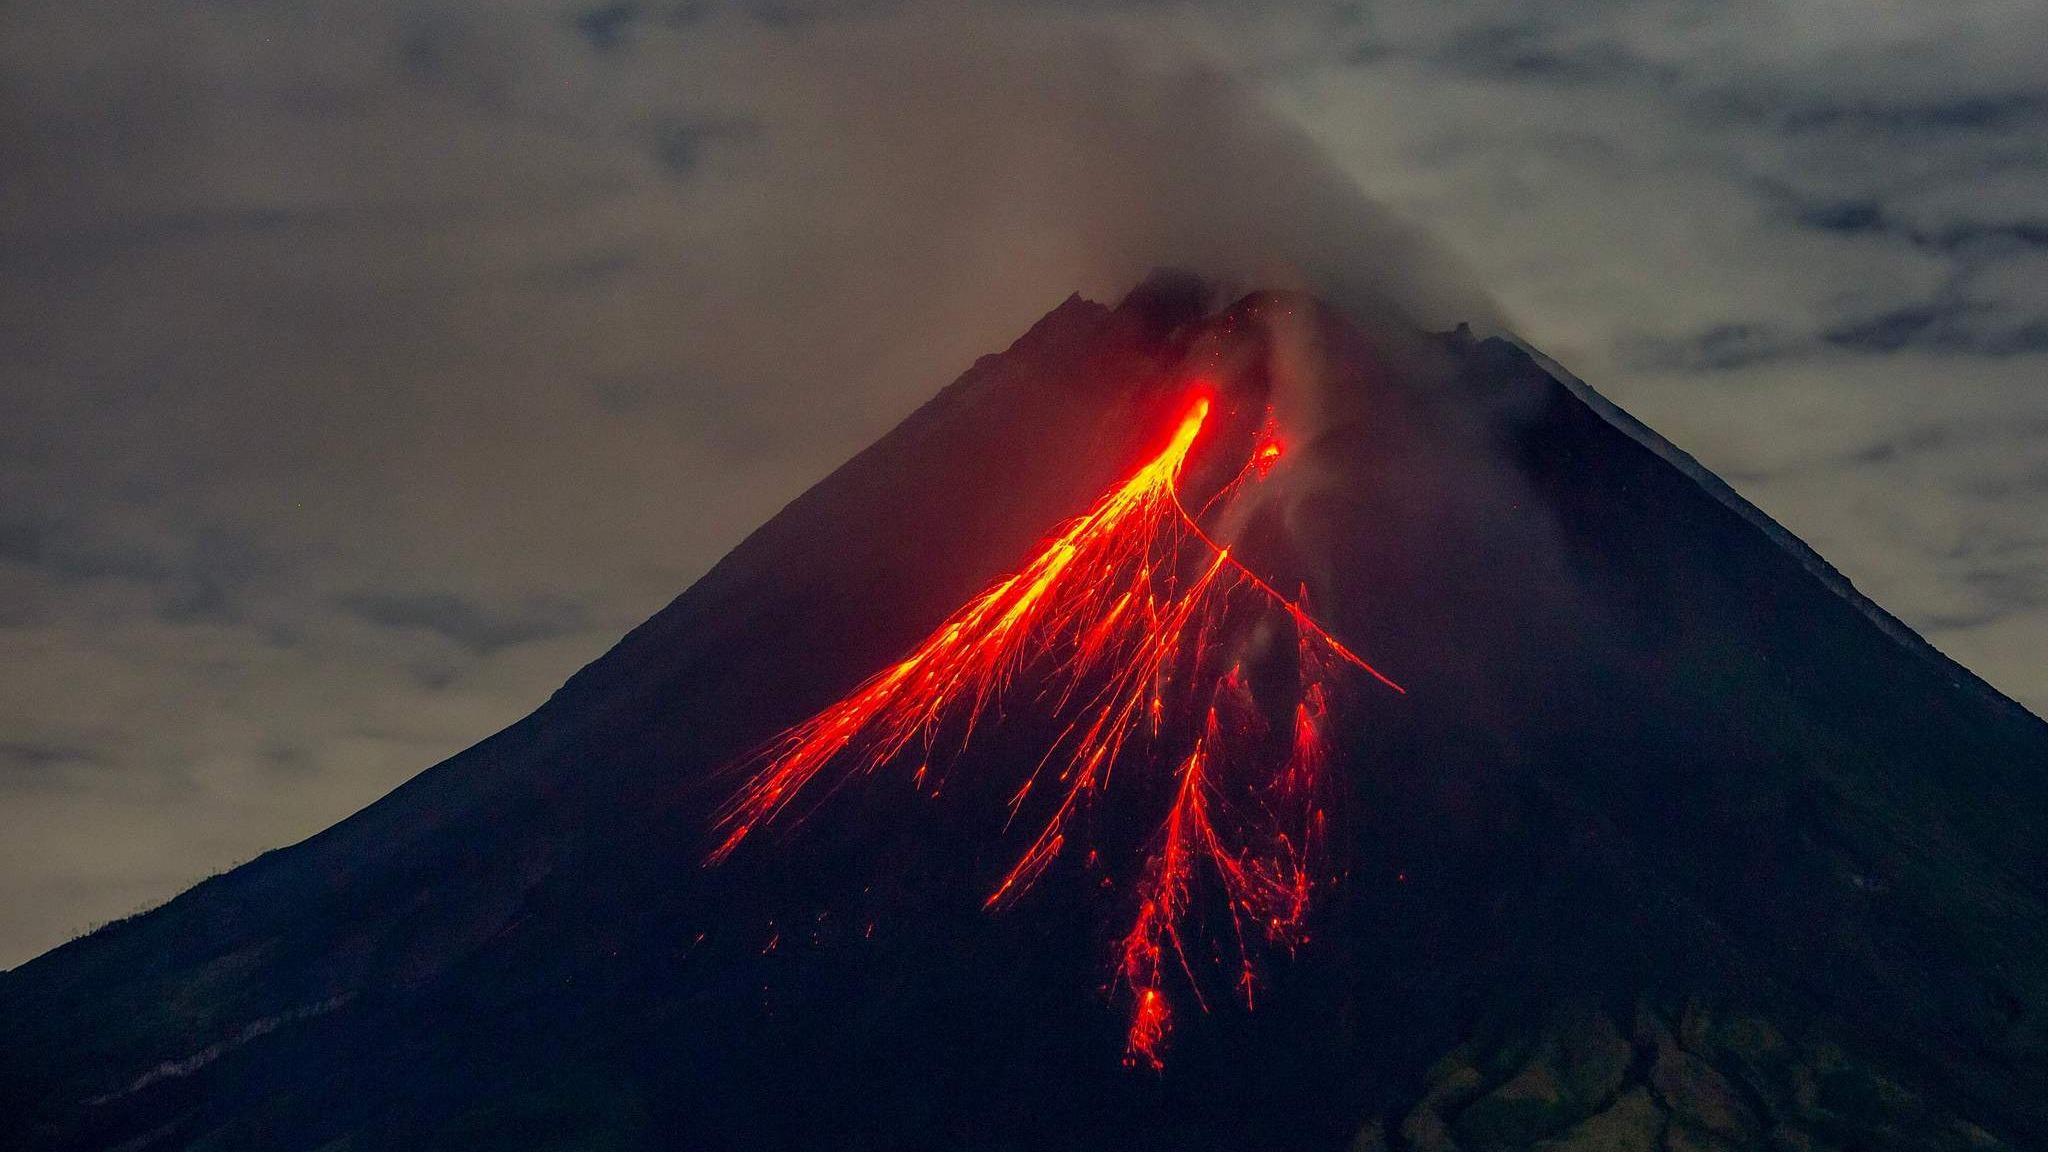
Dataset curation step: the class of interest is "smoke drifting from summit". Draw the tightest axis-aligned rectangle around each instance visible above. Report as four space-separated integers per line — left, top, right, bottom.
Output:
737 10 1500 339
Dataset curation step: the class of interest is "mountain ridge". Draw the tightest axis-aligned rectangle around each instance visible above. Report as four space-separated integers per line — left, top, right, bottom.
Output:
1514 334 2035 727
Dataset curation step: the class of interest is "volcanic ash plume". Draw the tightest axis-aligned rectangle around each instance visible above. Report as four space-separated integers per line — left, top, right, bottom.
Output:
714 8 1500 424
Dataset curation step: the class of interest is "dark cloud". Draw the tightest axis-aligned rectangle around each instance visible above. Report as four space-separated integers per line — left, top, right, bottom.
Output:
646 116 760 178
1942 564 2048 628
527 249 640 290
17 206 351 252
0 517 260 624
0 741 107 775
746 2 821 31
1843 422 1958 467
571 3 644 54
1795 199 1887 237
0 742 96 768
1822 299 2048 358
1619 322 1809 373
259 742 319 774
336 591 589 655
1623 300 2048 370
1433 23 1677 89
1732 90 2048 137
1772 187 2048 257
1963 460 2048 502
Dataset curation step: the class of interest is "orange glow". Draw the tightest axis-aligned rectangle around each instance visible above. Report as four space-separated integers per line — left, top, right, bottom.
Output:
1253 434 1284 477
705 391 1402 1068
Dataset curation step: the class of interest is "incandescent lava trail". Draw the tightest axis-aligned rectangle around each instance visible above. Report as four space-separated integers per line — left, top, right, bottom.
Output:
705 389 1401 1069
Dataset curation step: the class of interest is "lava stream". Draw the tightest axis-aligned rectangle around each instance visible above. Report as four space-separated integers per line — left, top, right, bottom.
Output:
705 391 1401 1069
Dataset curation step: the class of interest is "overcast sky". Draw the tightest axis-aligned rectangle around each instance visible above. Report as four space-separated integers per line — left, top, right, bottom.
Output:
2 0 2044 968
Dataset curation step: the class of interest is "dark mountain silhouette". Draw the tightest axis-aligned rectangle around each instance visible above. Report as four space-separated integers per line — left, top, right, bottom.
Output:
4 274 2045 1152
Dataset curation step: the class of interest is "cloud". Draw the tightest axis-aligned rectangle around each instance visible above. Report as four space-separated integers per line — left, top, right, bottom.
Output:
570 3 644 53
1822 299 2048 357
644 116 760 178
1726 89 2048 137
0 741 109 793
1763 181 2048 257
1617 322 1810 373
1429 20 1679 89
336 590 589 655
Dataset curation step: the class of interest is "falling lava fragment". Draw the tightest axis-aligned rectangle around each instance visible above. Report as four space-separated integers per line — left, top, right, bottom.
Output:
706 391 1402 1070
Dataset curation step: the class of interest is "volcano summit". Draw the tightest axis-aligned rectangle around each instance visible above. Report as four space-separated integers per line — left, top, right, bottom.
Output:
3 275 2045 1152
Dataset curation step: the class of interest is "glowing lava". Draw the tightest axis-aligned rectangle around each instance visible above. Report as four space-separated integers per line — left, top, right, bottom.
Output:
706 391 1401 1070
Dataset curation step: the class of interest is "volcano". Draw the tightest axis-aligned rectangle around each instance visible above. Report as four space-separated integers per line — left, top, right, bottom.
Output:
4 274 2046 1152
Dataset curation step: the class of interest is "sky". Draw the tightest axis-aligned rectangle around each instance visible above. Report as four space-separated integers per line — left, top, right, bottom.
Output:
1 0 2044 969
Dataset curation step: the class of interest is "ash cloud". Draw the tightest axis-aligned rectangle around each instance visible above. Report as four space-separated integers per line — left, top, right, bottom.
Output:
751 11 1498 333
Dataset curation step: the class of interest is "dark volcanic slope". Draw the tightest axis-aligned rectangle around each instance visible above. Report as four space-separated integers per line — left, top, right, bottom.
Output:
4 277 2045 1152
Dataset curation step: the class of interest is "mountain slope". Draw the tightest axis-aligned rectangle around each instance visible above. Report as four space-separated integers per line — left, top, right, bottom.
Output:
3 276 2044 1152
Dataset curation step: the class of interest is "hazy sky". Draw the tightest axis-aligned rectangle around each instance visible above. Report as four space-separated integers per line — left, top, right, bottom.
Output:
3 0 2045 968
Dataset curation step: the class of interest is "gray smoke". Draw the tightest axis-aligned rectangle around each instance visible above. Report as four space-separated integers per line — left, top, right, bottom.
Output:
744 9 1499 337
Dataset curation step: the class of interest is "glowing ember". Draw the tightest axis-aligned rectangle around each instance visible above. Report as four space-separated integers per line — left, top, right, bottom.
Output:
706 390 1401 1069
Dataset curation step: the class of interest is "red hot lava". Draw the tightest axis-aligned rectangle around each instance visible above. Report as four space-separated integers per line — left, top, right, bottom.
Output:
706 391 1401 1069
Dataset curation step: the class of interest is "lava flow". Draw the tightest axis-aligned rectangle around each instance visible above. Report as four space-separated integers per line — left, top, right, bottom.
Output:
706 390 1401 1070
